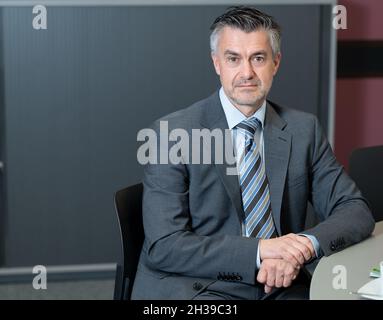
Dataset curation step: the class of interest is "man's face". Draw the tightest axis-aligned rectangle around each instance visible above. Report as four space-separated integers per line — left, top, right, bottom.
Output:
211 27 281 110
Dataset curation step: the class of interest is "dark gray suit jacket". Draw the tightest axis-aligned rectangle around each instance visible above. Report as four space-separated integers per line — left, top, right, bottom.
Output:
131 91 375 300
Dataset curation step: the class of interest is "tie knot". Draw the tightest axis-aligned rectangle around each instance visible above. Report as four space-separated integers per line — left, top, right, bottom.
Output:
236 117 261 138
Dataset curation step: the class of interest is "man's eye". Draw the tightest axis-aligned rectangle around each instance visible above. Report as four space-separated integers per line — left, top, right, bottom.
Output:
227 56 238 63
253 56 265 63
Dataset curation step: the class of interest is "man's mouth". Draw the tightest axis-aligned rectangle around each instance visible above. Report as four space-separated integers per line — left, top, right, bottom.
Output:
237 84 258 88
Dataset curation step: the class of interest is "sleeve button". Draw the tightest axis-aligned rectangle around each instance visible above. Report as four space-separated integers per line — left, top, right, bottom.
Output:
193 282 203 291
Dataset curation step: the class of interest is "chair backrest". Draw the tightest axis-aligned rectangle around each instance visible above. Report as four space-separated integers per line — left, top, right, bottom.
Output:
113 183 144 300
349 145 383 222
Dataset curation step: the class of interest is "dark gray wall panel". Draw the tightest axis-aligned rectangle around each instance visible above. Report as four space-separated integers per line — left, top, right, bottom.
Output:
1 5 330 266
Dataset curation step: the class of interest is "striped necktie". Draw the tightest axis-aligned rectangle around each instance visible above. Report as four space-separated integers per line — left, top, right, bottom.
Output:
236 117 277 239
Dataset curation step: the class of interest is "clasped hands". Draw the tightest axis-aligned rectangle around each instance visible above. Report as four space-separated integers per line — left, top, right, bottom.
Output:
257 234 315 293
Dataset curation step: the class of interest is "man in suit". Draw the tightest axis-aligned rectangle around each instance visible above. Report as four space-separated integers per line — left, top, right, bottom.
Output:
131 6 375 300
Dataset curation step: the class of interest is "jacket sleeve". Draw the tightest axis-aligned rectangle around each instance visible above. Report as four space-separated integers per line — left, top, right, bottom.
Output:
304 116 375 256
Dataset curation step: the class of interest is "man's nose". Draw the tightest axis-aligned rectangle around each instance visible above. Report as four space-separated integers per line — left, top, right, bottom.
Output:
240 60 255 79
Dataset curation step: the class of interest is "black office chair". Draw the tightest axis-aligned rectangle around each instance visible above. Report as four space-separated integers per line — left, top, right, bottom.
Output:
349 145 383 222
113 183 144 300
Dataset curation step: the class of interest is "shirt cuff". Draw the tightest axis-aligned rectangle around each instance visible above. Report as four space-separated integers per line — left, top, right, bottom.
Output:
256 243 261 269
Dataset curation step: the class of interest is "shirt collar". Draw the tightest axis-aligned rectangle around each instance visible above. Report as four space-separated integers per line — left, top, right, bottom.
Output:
219 87 266 130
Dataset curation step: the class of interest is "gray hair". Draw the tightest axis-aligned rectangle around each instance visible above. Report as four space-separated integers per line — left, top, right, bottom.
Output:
210 6 282 58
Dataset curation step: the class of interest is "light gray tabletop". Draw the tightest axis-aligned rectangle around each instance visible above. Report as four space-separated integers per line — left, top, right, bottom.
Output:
310 221 383 300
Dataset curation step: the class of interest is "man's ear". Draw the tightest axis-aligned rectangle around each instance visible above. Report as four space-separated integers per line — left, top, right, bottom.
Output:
272 52 282 76
211 52 221 76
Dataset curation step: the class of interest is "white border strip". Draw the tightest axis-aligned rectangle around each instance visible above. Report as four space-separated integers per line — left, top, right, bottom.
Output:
0 0 337 6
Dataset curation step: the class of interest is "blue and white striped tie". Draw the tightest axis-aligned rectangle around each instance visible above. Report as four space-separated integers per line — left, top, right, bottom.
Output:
236 117 277 239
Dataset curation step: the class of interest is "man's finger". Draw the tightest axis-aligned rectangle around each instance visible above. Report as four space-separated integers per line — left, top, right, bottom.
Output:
289 239 312 262
283 276 293 288
275 267 284 288
264 284 273 294
281 250 301 269
285 245 306 265
266 267 276 288
295 235 316 258
257 267 267 284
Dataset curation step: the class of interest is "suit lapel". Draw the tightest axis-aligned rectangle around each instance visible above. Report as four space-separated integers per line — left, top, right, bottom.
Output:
264 101 291 236
211 120 245 223
200 92 245 223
